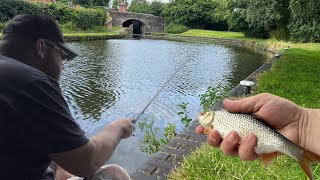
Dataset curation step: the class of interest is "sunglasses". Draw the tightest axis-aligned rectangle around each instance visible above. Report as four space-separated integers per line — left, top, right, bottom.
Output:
43 39 69 64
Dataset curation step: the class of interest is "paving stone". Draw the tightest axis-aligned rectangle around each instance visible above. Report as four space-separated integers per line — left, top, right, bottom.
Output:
165 140 182 149
160 146 185 156
152 166 176 179
180 129 198 137
179 144 197 154
166 155 176 164
175 133 191 139
131 172 160 180
135 163 157 175
146 158 174 171
188 134 207 142
152 152 170 161
167 153 185 164
172 137 202 147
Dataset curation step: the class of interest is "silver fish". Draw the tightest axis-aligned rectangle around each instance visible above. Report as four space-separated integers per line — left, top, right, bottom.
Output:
197 109 320 180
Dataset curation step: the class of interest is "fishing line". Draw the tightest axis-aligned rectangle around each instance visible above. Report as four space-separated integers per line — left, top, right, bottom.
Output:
134 56 193 123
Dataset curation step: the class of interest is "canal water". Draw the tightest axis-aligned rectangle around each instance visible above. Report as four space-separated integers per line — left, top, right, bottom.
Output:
60 39 269 173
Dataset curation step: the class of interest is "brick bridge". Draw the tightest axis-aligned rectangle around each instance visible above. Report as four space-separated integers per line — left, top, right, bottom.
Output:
108 10 164 34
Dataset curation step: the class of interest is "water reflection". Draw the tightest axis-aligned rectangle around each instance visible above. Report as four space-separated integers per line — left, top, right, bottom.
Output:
62 41 122 121
60 39 268 173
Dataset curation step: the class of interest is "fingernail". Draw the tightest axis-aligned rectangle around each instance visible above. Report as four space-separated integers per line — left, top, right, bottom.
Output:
226 132 237 143
244 133 255 143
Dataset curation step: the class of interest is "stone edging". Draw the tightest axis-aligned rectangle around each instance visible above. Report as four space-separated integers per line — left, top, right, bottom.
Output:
64 32 128 42
130 35 286 180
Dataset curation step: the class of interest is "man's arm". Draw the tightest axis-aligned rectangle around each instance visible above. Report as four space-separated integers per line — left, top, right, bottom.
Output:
50 161 73 180
49 119 133 177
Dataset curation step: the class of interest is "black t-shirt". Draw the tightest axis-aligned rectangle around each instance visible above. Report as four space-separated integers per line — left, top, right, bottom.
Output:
0 55 89 179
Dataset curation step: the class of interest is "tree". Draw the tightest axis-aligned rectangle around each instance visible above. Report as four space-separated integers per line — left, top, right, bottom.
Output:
245 0 290 31
213 0 248 31
288 0 320 42
92 0 109 6
112 0 118 9
163 0 227 30
149 1 165 16
212 0 288 39
75 0 110 8
128 0 151 14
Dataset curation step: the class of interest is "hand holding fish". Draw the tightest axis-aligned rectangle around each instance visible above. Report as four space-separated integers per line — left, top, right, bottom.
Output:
196 93 320 179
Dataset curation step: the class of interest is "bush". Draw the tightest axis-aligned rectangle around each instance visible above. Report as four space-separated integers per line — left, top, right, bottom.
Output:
244 27 270 39
290 22 320 43
55 5 78 25
0 0 42 23
0 0 106 31
269 27 290 41
35 3 105 30
75 8 105 30
165 23 189 34
60 22 78 32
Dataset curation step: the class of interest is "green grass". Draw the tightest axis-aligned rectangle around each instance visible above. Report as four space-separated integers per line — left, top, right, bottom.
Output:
169 144 320 180
63 32 118 37
256 43 320 108
180 29 248 39
63 26 124 36
168 29 320 179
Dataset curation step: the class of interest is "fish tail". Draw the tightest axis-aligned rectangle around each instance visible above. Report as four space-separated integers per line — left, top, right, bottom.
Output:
298 149 320 180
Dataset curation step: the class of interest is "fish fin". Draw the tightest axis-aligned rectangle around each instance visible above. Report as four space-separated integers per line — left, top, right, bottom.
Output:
298 149 320 180
259 152 281 167
204 124 213 135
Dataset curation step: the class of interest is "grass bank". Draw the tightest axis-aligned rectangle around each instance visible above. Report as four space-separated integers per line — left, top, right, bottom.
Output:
63 26 127 41
0 26 126 41
168 29 320 179
180 29 248 39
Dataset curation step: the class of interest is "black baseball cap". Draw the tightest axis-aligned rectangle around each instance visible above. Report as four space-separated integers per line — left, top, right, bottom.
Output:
3 14 78 61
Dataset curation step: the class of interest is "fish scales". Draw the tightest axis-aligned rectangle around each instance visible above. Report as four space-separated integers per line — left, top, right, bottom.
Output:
213 110 303 160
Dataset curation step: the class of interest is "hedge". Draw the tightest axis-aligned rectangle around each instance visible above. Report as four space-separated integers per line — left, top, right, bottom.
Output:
0 0 42 22
165 23 189 34
0 0 106 30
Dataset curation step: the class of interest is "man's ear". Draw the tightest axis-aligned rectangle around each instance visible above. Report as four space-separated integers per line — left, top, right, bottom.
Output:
35 38 47 62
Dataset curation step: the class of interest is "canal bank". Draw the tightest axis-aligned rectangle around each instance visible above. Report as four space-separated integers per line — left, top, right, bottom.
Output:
130 35 283 180
64 29 129 42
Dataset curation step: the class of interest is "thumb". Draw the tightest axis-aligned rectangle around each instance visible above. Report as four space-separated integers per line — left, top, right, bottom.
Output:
223 95 261 114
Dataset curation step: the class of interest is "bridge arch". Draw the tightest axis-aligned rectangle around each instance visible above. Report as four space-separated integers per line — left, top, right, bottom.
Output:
122 19 144 34
108 11 164 34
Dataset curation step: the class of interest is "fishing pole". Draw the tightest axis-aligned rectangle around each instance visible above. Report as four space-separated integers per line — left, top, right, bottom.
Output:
133 56 193 124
